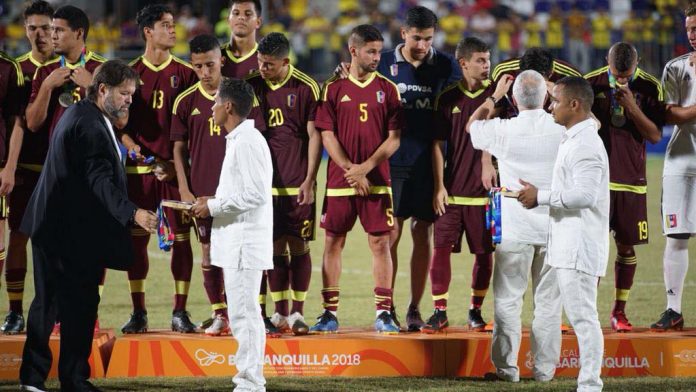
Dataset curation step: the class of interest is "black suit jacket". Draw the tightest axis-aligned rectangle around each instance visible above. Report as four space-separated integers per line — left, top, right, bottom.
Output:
21 100 137 270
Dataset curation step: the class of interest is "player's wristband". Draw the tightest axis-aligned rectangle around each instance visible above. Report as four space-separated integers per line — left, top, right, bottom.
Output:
488 96 498 105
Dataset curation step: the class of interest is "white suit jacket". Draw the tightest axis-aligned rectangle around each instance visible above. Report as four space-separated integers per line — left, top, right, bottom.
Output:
537 118 610 277
208 119 273 270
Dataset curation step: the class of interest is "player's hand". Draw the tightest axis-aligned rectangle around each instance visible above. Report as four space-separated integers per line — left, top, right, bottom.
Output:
493 74 514 100
192 196 212 218
70 67 93 89
0 167 16 196
481 161 498 190
44 67 71 90
334 62 350 79
433 186 448 216
180 189 196 204
351 177 370 196
127 145 146 163
517 179 539 209
134 209 158 233
152 160 176 182
344 163 369 184
614 84 636 110
297 179 316 205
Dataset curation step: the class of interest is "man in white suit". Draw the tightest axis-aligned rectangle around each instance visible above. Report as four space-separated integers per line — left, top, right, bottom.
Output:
519 76 610 392
192 77 272 392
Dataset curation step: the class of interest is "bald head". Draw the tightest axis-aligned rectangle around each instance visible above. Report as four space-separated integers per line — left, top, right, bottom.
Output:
608 42 638 73
512 70 547 110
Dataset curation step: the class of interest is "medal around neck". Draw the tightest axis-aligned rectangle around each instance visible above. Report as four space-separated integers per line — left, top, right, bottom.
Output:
611 112 627 127
58 91 74 108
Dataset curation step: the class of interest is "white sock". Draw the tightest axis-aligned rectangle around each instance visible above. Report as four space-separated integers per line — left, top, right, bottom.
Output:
664 237 690 313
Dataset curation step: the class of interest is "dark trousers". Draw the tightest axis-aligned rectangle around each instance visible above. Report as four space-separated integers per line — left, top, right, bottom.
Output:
20 242 101 391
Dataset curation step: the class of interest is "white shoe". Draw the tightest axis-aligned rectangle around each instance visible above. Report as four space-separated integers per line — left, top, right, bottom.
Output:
270 312 289 332
204 314 230 336
287 312 309 336
20 385 47 392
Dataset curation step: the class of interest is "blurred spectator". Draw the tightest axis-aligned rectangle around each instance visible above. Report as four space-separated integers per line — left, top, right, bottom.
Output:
439 3 466 54
304 7 330 75
657 8 675 67
591 8 613 69
524 13 542 49
545 5 565 63
215 8 231 40
640 11 658 75
497 17 514 60
469 6 496 52
566 6 589 73
621 10 641 46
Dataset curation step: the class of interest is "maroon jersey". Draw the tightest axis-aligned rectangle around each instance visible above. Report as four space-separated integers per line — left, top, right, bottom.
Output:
315 72 404 190
492 57 581 83
246 65 320 188
434 80 494 198
0 52 24 161
127 55 197 163
220 42 258 78
16 52 54 166
585 66 666 187
29 51 106 140
170 82 226 196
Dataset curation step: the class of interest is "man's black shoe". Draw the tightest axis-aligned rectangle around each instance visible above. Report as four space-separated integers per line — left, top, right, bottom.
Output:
171 310 196 333
120 310 148 334
1 310 25 334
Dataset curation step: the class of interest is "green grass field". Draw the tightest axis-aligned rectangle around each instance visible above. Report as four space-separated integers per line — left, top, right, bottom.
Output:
1 157 695 391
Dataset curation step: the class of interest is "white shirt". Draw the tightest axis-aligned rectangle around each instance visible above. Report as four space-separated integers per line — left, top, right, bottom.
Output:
661 53 696 176
208 119 273 270
103 115 123 162
537 118 610 277
470 109 564 245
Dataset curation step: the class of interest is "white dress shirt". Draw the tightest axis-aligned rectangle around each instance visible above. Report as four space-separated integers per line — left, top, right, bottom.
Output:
537 118 610 277
470 109 564 245
208 119 273 270
103 115 123 162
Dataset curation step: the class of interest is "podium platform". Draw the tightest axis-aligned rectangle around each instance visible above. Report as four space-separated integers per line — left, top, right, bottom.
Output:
104 327 696 378
0 330 115 380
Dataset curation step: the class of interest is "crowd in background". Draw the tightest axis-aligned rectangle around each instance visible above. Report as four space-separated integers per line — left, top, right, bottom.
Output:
0 0 690 79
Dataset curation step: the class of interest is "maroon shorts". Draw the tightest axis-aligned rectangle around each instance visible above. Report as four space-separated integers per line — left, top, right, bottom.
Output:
8 167 40 231
610 190 648 245
273 195 315 241
320 194 394 235
195 217 213 244
127 172 159 211
434 204 493 254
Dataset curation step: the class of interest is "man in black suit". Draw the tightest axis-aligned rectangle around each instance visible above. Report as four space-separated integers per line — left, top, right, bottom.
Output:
19 60 158 392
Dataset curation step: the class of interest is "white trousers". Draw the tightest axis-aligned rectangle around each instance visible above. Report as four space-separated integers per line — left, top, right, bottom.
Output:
224 268 266 392
556 268 604 392
491 240 561 381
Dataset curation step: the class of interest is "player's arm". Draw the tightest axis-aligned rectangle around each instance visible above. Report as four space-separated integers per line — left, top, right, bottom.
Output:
321 129 352 170
26 67 71 132
665 104 696 124
343 129 401 185
172 141 194 203
432 139 448 216
661 61 696 125
0 116 24 195
298 120 322 205
615 84 661 144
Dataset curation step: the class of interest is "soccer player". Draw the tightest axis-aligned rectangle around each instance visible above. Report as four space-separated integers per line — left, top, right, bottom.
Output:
376 6 462 332
245 33 321 335
423 37 495 333
120 4 198 334
651 5 696 331
310 24 403 334
584 42 664 332
221 0 262 78
1 0 55 335
171 35 229 336
492 47 582 87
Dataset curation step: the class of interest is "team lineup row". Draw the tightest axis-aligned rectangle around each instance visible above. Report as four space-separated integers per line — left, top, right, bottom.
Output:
0 0 694 348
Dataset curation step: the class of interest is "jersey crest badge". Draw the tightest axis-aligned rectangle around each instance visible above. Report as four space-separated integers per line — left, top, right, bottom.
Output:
390 64 398 77
376 90 385 103
287 93 297 108
170 75 179 88
667 214 678 228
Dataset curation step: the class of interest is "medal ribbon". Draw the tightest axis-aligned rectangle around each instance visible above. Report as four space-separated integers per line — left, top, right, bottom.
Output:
607 68 636 120
60 47 87 102
157 203 174 251
486 188 503 245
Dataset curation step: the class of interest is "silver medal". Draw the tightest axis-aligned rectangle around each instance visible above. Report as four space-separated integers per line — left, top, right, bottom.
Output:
58 91 74 108
611 113 626 127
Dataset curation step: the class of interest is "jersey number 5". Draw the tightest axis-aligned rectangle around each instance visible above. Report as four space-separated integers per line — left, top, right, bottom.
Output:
359 103 368 122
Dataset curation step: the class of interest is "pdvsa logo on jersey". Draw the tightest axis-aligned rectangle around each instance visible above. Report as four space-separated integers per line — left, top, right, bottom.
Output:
170 75 179 88
287 94 297 108
376 91 385 103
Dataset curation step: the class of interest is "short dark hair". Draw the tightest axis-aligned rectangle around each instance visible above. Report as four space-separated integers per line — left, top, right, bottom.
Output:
687 1 696 17
404 6 438 29
349 24 384 48
24 0 54 20
53 5 89 42
136 4 172 40
87 60 139 101
230 0 262 16
608 42 638 73
218 77 255 117
556 76 594 112
258 32 289 58
455 36 489 60
189 34 220 54
520 47 554 78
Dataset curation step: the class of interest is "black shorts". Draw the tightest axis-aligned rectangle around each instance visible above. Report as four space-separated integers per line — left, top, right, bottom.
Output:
390 163 435 222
